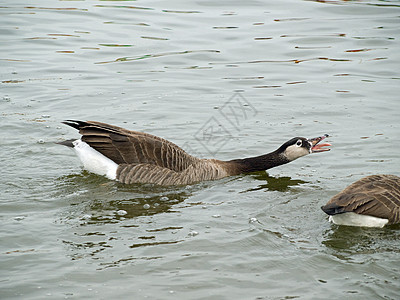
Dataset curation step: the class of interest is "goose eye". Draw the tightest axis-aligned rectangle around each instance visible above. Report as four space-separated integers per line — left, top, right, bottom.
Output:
296 140 302 147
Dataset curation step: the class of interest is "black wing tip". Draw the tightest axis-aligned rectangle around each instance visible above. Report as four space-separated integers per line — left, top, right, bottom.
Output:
62 120 86 130
56 139 75 148
321 204 346 215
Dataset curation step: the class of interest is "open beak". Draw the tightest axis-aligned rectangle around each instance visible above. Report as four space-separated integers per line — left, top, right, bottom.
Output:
308 134 331 153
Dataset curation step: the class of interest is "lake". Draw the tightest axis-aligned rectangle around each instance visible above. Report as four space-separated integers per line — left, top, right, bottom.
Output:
1 0 400 299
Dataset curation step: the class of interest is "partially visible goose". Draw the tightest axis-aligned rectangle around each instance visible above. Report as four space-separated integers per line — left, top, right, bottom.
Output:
59 120 331 186
321 174 400 228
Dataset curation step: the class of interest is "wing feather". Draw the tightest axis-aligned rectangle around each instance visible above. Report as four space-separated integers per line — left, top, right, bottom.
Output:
322 175 400 224
63 120 198 172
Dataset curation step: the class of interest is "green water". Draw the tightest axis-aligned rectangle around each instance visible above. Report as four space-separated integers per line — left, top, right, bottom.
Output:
1 0 400 299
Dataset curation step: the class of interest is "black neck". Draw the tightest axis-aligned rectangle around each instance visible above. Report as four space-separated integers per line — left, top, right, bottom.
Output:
229 150 290 173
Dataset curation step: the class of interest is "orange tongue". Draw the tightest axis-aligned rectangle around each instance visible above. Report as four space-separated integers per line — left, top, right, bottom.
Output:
317 143 331 147
313 143 331 151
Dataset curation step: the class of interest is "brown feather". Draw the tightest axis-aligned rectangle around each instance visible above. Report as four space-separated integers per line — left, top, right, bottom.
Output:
63 120 227 185
322 175 400 225
70 120 199 171
61 120 322 186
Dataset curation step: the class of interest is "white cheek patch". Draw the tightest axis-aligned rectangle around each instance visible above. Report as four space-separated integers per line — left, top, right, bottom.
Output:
284 144 310 161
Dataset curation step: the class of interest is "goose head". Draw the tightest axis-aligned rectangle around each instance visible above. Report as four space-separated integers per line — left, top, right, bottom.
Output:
279 134 331 162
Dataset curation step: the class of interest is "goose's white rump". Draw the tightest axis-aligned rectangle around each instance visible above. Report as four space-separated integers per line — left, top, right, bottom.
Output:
72 139 118 180
328 212 389 228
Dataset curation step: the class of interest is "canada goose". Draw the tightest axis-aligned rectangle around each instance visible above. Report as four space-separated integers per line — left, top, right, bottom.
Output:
321 174 400 228
59 120 331 186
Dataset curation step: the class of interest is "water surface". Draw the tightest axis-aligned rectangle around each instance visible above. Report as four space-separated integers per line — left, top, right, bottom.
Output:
1 0 400 299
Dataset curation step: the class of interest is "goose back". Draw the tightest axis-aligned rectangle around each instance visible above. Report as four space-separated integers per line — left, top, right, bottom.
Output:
322 174 400 225
63 120 199 172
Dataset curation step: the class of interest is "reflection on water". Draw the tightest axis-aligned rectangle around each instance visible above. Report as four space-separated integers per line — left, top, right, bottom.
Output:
243 172 308 192
56 170 311 264
82 195 185 224
322 224 400 260
86 191 188 220
95 49 220 64
58 171 196 222
2 0 400 297
56 171 197 264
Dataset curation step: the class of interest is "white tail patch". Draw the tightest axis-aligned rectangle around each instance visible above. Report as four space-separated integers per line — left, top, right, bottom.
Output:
72 140 118 180
329 212 389 228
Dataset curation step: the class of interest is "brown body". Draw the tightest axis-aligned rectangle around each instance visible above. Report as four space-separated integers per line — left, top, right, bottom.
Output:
321 174 400 225
63 121 262 185
61 120 329 186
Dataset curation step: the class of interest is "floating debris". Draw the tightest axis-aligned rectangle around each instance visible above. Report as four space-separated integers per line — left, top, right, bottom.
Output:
116 210 127 216
274 18 310 22
81 214 92 220
188 231 199 237
212 26 238 29
249 217 258 224
26 37 57 40
345 48 375 53
94 5 153 10
99 44 132 47
162 10 201 14
253 85 281 89
96 49 220 64
24 6 88 11
141 36 169 41
48 33 80 37
286 81 306 85
2 80 24 83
